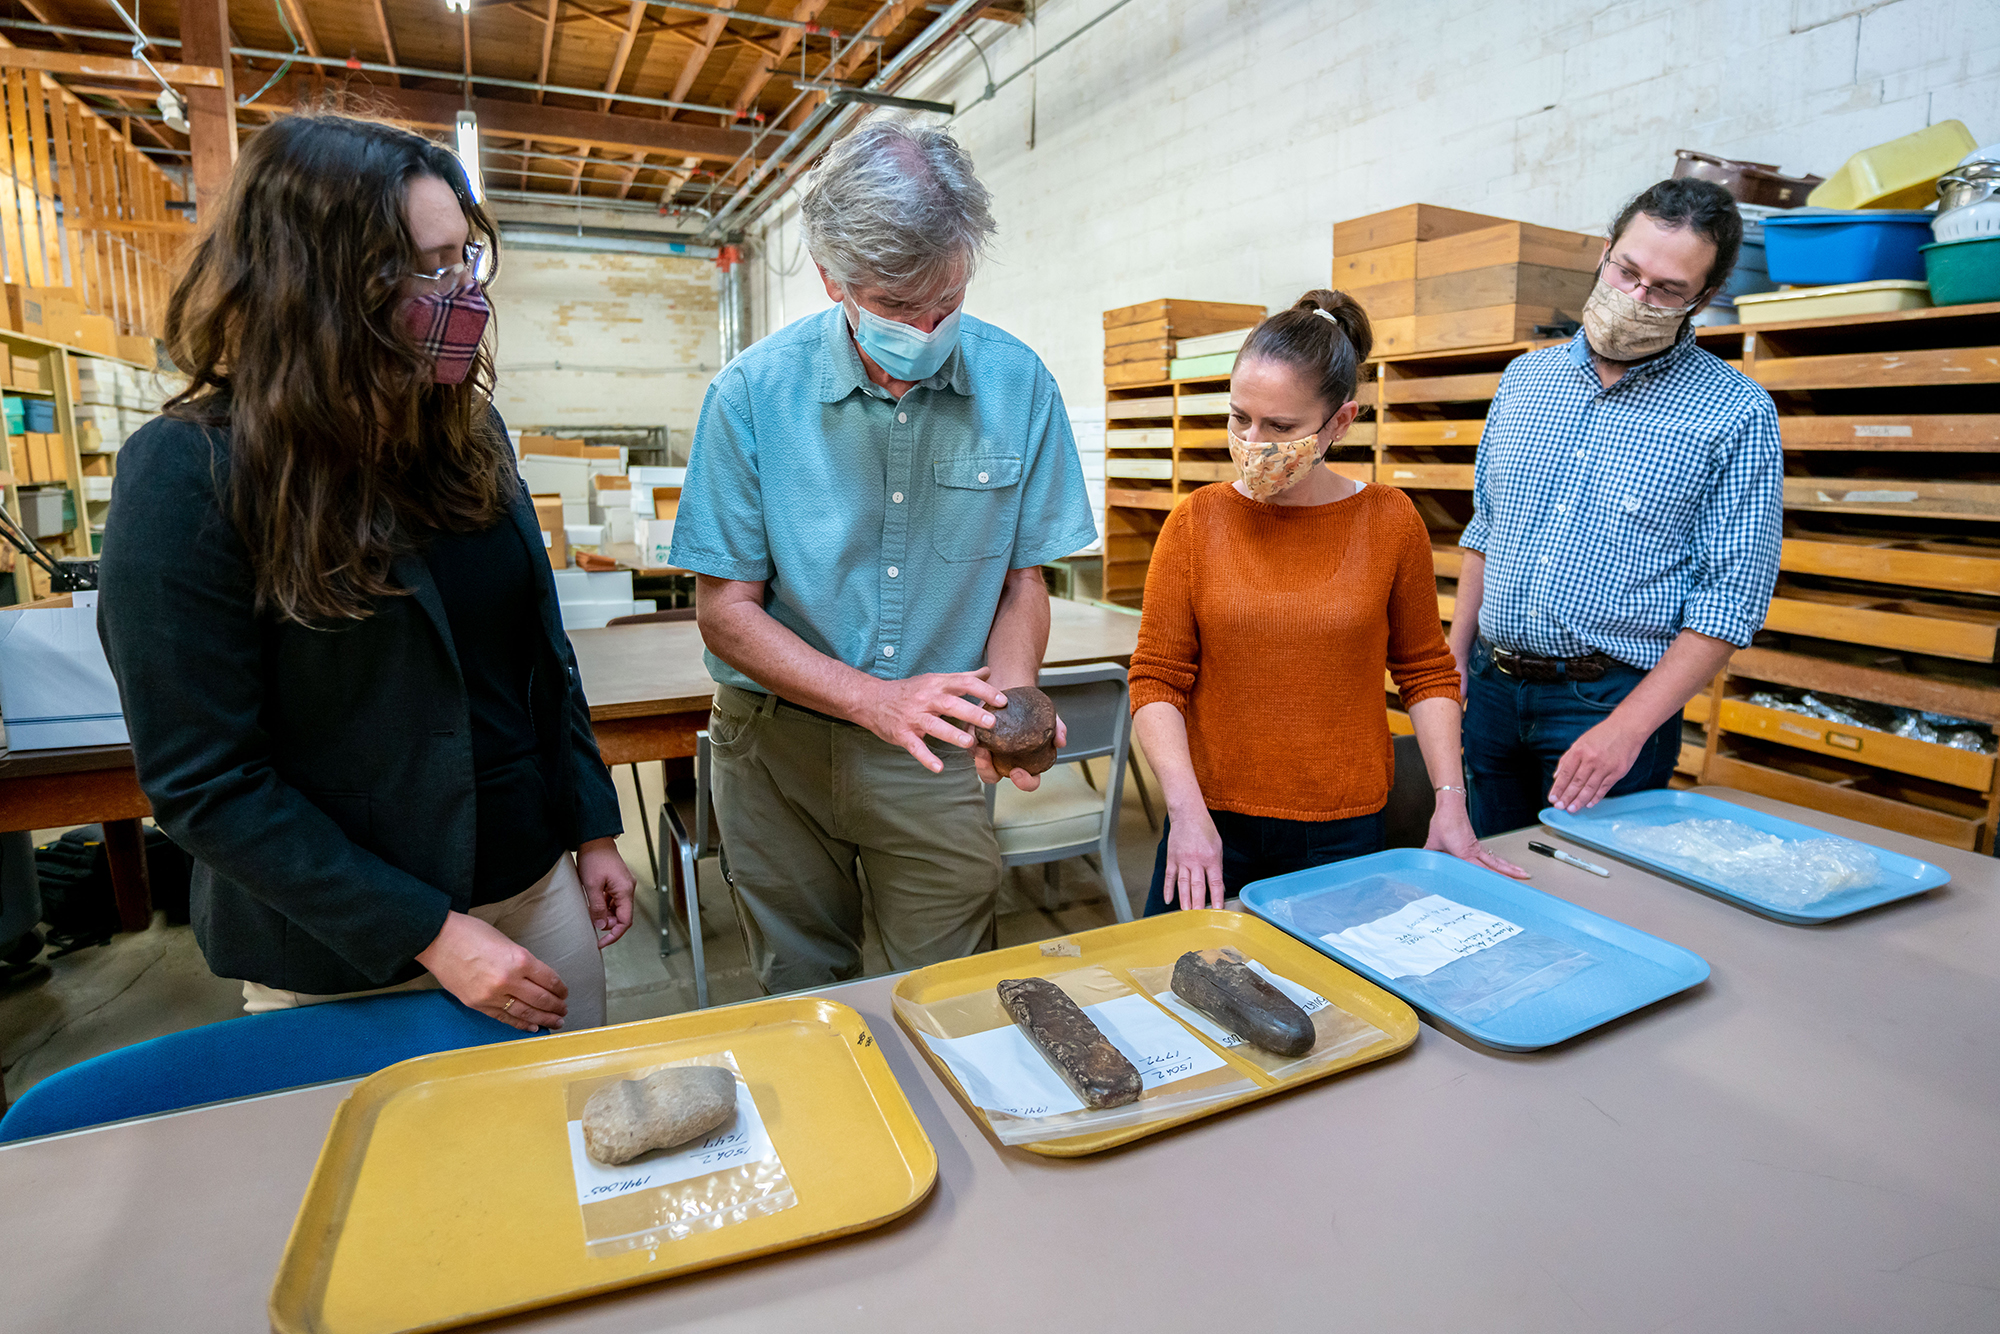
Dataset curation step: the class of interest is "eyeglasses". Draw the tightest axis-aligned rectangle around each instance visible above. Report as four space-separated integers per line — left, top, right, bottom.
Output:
406 241 490 292
1599 256 1705 311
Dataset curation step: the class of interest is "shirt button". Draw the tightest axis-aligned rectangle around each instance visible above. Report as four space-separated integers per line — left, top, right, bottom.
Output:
897 412 908 424
977 471 989 483
887 566 899 578
1539 554 1550 565
882 645 896 658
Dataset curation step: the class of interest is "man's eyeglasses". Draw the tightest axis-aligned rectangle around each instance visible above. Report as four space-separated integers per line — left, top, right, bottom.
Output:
1599 256 1705 311
406 241 490 293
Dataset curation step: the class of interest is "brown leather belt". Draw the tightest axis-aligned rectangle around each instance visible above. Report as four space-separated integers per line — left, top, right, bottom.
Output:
1487 642 1618 683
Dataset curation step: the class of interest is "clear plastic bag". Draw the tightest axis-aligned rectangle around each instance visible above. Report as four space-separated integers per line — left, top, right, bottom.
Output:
1262 877 1595 1025
895 965 1256 1146
562 1051 796 1258
1125 950 1388 1081
1609 818 1880 908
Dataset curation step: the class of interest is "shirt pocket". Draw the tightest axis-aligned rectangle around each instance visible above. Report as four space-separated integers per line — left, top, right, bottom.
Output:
1596 424 1715 547
930 455 1023 562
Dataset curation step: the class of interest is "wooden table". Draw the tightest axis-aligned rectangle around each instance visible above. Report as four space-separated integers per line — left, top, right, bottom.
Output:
0 600 1142 926
3 789 1994 1333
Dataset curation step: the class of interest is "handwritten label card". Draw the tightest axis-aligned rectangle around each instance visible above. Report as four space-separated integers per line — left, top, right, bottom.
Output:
922 992 1228 1120
1156 960 1332 1049
1324 894 1522 978
565 1076 772 1206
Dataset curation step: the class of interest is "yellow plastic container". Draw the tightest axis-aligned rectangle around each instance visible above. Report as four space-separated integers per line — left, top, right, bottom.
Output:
1807 120 1978 210
1733 278 1931 324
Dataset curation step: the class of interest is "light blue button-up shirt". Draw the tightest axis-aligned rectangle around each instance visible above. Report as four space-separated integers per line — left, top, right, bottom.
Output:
1459 326 1783 669
669 305 1100 693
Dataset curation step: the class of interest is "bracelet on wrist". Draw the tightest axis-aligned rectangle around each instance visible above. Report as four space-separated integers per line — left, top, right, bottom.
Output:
1434 783 1468 798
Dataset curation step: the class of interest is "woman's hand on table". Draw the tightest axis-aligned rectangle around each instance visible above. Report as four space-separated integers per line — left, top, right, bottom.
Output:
417 911 569 1032
973 713 1067 791
858 668 1008 772
1424 789 1530 879
1162 804 1226 910
578 837 635 948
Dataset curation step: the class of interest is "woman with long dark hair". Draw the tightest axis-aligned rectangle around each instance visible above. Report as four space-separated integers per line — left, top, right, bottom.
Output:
98 113 632 1031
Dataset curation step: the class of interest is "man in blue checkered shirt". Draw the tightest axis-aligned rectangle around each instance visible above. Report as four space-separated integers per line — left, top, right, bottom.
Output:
1447 179 1783 836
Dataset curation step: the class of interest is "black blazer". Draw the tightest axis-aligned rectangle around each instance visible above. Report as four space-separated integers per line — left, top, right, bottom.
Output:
97 414 622 995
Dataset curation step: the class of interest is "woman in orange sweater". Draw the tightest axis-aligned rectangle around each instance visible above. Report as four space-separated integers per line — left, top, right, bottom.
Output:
1129 290 1525 914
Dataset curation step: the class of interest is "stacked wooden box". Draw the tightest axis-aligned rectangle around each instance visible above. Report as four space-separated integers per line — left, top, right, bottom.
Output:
1104 299 1267 389
1332 204 1601 357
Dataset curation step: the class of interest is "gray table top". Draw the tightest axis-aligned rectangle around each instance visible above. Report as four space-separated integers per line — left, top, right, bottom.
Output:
5 788 1996 1333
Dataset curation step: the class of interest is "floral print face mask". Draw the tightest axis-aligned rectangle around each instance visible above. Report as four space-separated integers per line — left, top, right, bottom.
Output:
1228 417 1332 501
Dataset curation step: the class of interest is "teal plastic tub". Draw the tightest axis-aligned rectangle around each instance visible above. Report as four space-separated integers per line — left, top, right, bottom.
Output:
1921 235 2000 306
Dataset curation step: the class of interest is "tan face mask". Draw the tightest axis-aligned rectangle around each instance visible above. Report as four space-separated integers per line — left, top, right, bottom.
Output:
1229 425 1328 502
1581 277 1689 361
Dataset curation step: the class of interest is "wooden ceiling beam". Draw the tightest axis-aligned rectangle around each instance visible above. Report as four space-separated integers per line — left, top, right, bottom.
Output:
277 0 323 60
599 2 647 113
534 0 558 109
724 0 827 120
370 0 401 88
242 77 774 166
664 0 736 118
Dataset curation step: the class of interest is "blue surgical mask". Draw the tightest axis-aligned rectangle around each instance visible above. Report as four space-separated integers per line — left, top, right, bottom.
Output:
846 298 962 382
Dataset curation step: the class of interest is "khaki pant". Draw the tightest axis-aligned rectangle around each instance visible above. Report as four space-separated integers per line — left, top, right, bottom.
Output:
241 853 608 1030
708 683 1003 994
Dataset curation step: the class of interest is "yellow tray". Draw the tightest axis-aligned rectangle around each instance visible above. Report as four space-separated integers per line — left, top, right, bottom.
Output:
271 997 936 1334
892 909 1418 1156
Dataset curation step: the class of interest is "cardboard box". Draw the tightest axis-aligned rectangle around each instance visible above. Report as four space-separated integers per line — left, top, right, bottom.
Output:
11 357 41 392
24 432 58 483
0 592 128 750
75 313 118 357
114 333 154 365
35 295 86 347
651 486 682 520
531 493 567 568
634 518 676 568
517 434 589 457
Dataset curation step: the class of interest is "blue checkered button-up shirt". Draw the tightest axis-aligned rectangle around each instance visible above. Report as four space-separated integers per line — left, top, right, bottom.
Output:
1459 325 1782 670
669 305 1100 693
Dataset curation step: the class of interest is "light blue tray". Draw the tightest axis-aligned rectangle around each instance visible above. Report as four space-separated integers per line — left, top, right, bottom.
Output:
1239 849 1709 1052
1539 790 1949 924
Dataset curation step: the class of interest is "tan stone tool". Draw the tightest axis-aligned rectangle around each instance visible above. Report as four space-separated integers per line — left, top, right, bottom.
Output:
580 1064 738 1166
976 685 1058 775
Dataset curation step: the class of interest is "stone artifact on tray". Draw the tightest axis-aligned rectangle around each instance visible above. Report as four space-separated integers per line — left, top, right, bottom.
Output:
1172 947 1315 1057
976 685 1058 775
997 976 1142 1109
581 1064 737 1165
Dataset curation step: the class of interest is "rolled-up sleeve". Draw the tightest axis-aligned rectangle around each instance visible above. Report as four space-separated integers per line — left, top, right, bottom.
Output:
1127 503 1199 713
1010 373 1100 568
1681 398 1784 647
668 369 771 581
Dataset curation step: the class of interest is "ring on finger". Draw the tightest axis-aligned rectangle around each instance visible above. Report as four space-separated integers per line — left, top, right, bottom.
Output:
501 997 516 1015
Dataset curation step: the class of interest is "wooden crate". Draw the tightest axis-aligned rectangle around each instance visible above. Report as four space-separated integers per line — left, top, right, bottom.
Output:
1103 299 1266 335
1414 263 1596 315
1415 222 1602 278
1333 203 1505 255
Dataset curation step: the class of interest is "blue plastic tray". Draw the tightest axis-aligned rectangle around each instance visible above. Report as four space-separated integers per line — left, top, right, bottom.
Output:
1239 849 1709 1051
1539 790 1949 924
1761 210 1933 284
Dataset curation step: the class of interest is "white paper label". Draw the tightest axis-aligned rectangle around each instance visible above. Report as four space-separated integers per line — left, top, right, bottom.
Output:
1816 489 1917 504
1324 894 1523 978
1157 960 1330 1049
1851 424 1912 437
565 1076 772 1205
922 992 1227 1119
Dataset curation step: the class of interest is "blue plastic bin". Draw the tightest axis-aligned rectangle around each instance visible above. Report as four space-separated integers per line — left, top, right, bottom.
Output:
22 399 54 433
1760 210 1935 284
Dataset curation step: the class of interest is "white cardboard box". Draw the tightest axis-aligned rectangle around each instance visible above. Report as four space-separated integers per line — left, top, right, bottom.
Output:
0 592 128 750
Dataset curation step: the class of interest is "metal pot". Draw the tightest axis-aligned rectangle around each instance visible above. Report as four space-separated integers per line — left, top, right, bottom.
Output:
1937 160 2000 213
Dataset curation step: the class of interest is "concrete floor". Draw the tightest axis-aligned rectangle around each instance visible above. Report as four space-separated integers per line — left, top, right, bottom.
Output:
0 753 1165 1104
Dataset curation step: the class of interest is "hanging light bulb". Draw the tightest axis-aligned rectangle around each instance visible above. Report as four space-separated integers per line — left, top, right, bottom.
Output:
454 111 484 202
157 87 189 134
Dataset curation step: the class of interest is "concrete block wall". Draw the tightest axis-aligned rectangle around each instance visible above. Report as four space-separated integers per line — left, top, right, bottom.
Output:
488 248 720 433
745 0 1998 530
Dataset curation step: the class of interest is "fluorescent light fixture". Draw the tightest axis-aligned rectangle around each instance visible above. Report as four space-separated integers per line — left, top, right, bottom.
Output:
157 87 189 134
445 0 471 12
454 111 484 202
827 88 954 115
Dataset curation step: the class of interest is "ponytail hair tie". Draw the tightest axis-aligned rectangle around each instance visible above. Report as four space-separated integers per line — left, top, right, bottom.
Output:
1312 308 1340 326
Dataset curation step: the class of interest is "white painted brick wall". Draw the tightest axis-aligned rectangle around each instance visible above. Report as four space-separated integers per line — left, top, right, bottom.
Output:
746 0 1998 493
489 249 720 432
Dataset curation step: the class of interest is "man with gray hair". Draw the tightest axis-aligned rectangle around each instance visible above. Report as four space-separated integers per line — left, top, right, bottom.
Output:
670 120 1099 993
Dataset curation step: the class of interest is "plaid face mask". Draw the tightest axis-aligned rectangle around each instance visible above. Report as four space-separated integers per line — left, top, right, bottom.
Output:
402 281 490 385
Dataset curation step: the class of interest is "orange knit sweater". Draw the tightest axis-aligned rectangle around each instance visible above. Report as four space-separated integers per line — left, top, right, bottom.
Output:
1127 482 1461 821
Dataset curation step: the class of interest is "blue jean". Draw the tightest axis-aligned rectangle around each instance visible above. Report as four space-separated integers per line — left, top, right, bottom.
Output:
1143 808 1386 916
1462 638 1682 838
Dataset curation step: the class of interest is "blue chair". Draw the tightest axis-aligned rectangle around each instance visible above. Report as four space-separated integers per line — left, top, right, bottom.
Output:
0 988 529 1142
